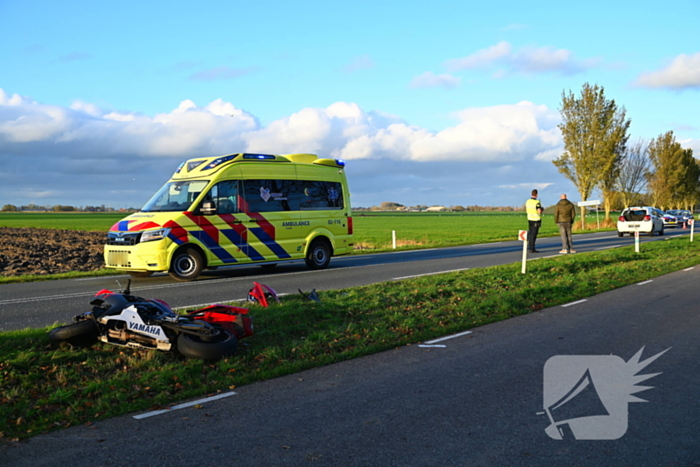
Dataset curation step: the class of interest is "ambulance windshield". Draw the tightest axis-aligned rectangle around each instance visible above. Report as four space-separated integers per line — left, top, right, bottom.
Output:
141 180 209 212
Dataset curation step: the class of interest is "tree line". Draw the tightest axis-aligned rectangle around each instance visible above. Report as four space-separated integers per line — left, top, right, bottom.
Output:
1 204 121 212
554 83 696 224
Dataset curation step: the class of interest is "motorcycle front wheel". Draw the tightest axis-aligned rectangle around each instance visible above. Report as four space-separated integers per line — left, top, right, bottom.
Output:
49 319 99 346
177 329 238 360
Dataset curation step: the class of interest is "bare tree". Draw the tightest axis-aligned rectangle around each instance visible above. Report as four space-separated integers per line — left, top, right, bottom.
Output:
616 139 651 209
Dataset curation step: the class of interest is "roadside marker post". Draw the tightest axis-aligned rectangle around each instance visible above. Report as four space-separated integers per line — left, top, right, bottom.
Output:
519 230 528 274
392 230 397 249
690 219 695 242
635 230 640 253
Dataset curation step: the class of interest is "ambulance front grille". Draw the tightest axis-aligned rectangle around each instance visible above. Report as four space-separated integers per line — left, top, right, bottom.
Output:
106 231 141 246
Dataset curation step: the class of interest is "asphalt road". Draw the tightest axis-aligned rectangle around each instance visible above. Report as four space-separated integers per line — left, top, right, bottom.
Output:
0 228 691 332
1 249 698 466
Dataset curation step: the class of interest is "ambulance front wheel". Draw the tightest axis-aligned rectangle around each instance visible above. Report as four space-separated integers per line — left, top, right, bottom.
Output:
305 239 331 270
169 247 204 281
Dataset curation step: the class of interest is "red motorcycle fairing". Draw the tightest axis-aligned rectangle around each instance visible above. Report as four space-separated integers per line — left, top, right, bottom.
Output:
186 305 253 339
95 289 115 296
247 282 279 307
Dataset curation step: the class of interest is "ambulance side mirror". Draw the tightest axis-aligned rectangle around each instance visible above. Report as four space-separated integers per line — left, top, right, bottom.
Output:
201 200 216 216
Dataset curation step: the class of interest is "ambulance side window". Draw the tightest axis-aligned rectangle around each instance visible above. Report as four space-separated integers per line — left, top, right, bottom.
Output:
208 180 240 214
242 180 297 212
299 181 343 210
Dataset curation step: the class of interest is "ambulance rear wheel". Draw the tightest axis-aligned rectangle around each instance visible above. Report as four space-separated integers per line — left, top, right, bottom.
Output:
169 247 204 281
305 239 331 270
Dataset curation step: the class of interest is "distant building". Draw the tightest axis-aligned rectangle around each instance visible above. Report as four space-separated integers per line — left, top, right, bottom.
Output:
425 206 450 212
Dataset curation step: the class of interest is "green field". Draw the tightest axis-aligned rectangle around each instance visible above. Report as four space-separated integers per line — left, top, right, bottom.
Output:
353 212 563 250
0 211 603 252
0 212 124 231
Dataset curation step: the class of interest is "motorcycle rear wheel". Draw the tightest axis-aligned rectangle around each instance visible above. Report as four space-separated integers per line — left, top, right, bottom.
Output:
177 329 238 360
49 319 99 346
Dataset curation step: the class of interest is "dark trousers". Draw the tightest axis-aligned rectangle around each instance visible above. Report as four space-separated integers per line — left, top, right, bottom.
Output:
558 223 574 252
528 220 541 251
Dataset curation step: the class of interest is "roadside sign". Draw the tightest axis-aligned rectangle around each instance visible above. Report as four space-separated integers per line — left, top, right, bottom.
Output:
576 200 601 229
689 219 694 225
518 230 528 241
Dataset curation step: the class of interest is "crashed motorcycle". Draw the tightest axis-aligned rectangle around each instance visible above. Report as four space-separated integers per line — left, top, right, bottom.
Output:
49 281 253 360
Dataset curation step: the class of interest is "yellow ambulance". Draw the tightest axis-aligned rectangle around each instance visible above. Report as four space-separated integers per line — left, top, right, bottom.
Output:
104 153 354 281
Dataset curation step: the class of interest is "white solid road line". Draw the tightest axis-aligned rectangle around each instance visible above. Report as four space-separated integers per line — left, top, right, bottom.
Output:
684 267 695 271
561 299 588 308
637 280 654 285
133 391 237 420
418 344 447 348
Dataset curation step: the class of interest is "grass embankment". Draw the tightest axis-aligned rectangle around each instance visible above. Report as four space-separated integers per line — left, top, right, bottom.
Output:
1 237 698 440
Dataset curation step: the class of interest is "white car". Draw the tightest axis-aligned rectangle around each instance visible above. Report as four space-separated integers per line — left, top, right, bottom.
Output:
617 206 664 236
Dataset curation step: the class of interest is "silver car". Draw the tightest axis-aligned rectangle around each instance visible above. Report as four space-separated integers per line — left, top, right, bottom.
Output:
667 209 693 225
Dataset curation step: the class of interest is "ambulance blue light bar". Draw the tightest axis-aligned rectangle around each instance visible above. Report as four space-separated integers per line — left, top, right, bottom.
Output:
335 159 346 167
174 161 185 174
242 154 276 160
203 155 236 170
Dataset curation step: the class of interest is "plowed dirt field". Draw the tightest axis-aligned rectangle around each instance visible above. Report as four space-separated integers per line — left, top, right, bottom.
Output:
0 227 105 276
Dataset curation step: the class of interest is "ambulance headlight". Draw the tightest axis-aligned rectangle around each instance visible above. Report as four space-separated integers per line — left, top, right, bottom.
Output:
140 228 171 243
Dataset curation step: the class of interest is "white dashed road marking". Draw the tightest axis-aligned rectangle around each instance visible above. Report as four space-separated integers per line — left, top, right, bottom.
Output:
393 268 470 281
133 391 237 419
561 299 588 308
418 330 473 348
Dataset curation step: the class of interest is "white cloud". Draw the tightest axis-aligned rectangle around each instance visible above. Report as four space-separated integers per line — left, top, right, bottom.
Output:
680 138 700 154
335 101 561 163
635 53 700 89
444 41 512 71
342 55 375 73
498 182 554 191
501 24 528 31
409 71 461 89
444 41 595 76
0 88 566 208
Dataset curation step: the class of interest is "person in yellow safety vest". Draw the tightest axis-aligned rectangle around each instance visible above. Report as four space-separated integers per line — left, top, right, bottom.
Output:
525 189 544 253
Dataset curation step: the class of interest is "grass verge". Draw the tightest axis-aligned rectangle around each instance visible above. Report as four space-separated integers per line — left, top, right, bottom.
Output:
0 268 122 285
1 237 698 441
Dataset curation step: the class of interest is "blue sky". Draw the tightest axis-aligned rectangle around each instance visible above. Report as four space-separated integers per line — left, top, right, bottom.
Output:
1 0 698 209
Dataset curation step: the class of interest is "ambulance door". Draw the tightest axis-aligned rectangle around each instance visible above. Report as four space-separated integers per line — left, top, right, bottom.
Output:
240 178 302 262
191 179 251 266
